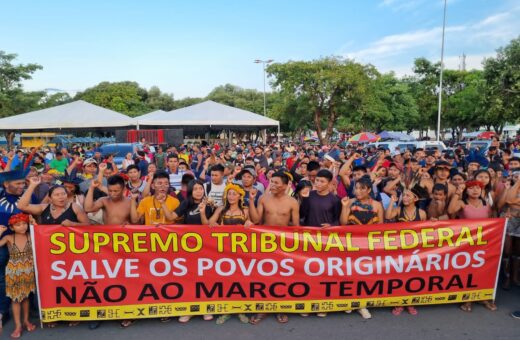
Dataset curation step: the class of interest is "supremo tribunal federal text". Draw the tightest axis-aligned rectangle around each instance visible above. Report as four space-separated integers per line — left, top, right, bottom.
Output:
48 227 488 254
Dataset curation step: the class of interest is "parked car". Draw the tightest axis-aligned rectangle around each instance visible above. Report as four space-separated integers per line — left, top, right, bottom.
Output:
366 141 446 154
98 143 140 169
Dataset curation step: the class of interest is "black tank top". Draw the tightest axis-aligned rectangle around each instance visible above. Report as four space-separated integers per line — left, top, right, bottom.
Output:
41 204 79 225
398 206 421 222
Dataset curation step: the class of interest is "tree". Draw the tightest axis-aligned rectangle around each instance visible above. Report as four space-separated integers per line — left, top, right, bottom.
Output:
267 57 374 144
441 70 484 140
404 58 440 137
74 81 149 116
0 51 43 118
146 86 176 112
206 84 265 114
173 96 205 109
40 92 73 108
481 36 520 134
360 72 419 133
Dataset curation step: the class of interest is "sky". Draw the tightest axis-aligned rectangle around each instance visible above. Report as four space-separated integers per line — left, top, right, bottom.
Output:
1 0 519 99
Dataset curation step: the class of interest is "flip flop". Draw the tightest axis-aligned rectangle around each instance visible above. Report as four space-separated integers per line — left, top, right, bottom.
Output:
24 322 37 332
249 313 267 325
216 314 231 325
406 306 418 315
237 314 250 324
178 316 192 323
119 320 136 328
276 313 288 324
10 327 22 339
460 303 472 312
480 300 497 311
392 307 404 316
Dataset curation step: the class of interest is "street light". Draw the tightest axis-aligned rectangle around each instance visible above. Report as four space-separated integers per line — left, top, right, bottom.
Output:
254 59 274 116
436 0 447 142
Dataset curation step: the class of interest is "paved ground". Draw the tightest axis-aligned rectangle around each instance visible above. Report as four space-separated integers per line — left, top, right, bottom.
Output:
1 287 519 340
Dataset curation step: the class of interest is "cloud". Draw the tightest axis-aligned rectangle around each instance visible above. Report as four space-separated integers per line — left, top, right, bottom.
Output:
342 6 520 75
378 0 426 12
344 25 466 61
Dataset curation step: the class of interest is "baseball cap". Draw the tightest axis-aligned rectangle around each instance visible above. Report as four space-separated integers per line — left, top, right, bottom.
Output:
83 158 98 166
239 168 257 177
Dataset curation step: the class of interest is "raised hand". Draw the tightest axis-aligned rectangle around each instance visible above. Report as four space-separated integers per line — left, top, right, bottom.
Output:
156 193 167 203
341 196 350 207
29 176 41 187
98 163 107 172
91 179 101 189
0 225 7 235
249 187 258 200
61 219 75 227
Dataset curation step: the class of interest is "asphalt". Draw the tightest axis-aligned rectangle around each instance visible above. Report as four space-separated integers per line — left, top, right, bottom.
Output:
1 287 520 340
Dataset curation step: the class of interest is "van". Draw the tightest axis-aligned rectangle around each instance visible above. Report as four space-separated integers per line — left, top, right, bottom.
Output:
98 143 140 169
366 141 446 154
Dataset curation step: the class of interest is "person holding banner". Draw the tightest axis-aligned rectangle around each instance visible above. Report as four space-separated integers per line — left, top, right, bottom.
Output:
447 180 498 312
0 213 36 338
340 175 384 319
17 178 89 227
385 185 428 316
205 183 251 324
130 171 180 226
84 175 131 225
248 171 299 325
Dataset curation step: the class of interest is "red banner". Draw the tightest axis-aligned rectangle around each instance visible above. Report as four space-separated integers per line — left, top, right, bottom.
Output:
31 219 506 321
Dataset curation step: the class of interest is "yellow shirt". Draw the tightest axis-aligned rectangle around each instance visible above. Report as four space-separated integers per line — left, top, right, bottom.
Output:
137 195 180 225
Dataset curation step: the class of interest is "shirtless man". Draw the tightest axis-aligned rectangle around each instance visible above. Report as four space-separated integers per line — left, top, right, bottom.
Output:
248 171 299 227
84 175 131 224
248 171 299 325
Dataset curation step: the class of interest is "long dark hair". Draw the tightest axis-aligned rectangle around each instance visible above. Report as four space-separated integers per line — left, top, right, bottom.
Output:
473 169 493 193
186 179 206 209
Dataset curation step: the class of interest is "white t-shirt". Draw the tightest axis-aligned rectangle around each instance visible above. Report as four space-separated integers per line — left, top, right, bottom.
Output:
204 182 226 207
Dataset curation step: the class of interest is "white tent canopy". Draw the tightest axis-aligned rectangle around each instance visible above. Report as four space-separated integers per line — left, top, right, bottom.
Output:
0 100 135 131
135 100 279 129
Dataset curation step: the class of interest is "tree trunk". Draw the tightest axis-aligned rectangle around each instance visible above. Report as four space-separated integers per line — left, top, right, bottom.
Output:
314 109 327 145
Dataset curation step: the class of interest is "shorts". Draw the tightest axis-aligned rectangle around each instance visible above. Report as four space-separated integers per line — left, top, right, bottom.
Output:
506 217 520 237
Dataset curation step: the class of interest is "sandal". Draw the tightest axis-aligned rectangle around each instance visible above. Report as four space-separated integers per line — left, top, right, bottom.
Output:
68 321 80 327
392 307 404 316
203 314 214 321
160 317 171 323
178 315 192 323
10 327 22 339
237 314 249 324
460 302 472 312
480 300 498 311
45 322 57 328
316 312 327 318
249 313 267 325
120 320 136 328
358 308 372 319
24 322 37 332
216 314 231 325
406 306 418 315
276 313 288 324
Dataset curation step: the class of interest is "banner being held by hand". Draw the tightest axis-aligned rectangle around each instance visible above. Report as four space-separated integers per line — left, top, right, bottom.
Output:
31 219 506 321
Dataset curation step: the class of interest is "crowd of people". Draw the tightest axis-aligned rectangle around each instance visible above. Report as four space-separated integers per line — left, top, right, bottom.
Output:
1 136 520 337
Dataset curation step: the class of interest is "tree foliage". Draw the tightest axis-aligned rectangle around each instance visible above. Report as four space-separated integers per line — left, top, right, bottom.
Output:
0 51 43 118
267 57 374 144
481 35 520 134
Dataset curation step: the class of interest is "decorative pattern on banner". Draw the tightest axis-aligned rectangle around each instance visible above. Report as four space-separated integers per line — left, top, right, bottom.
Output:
31 219 506 321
